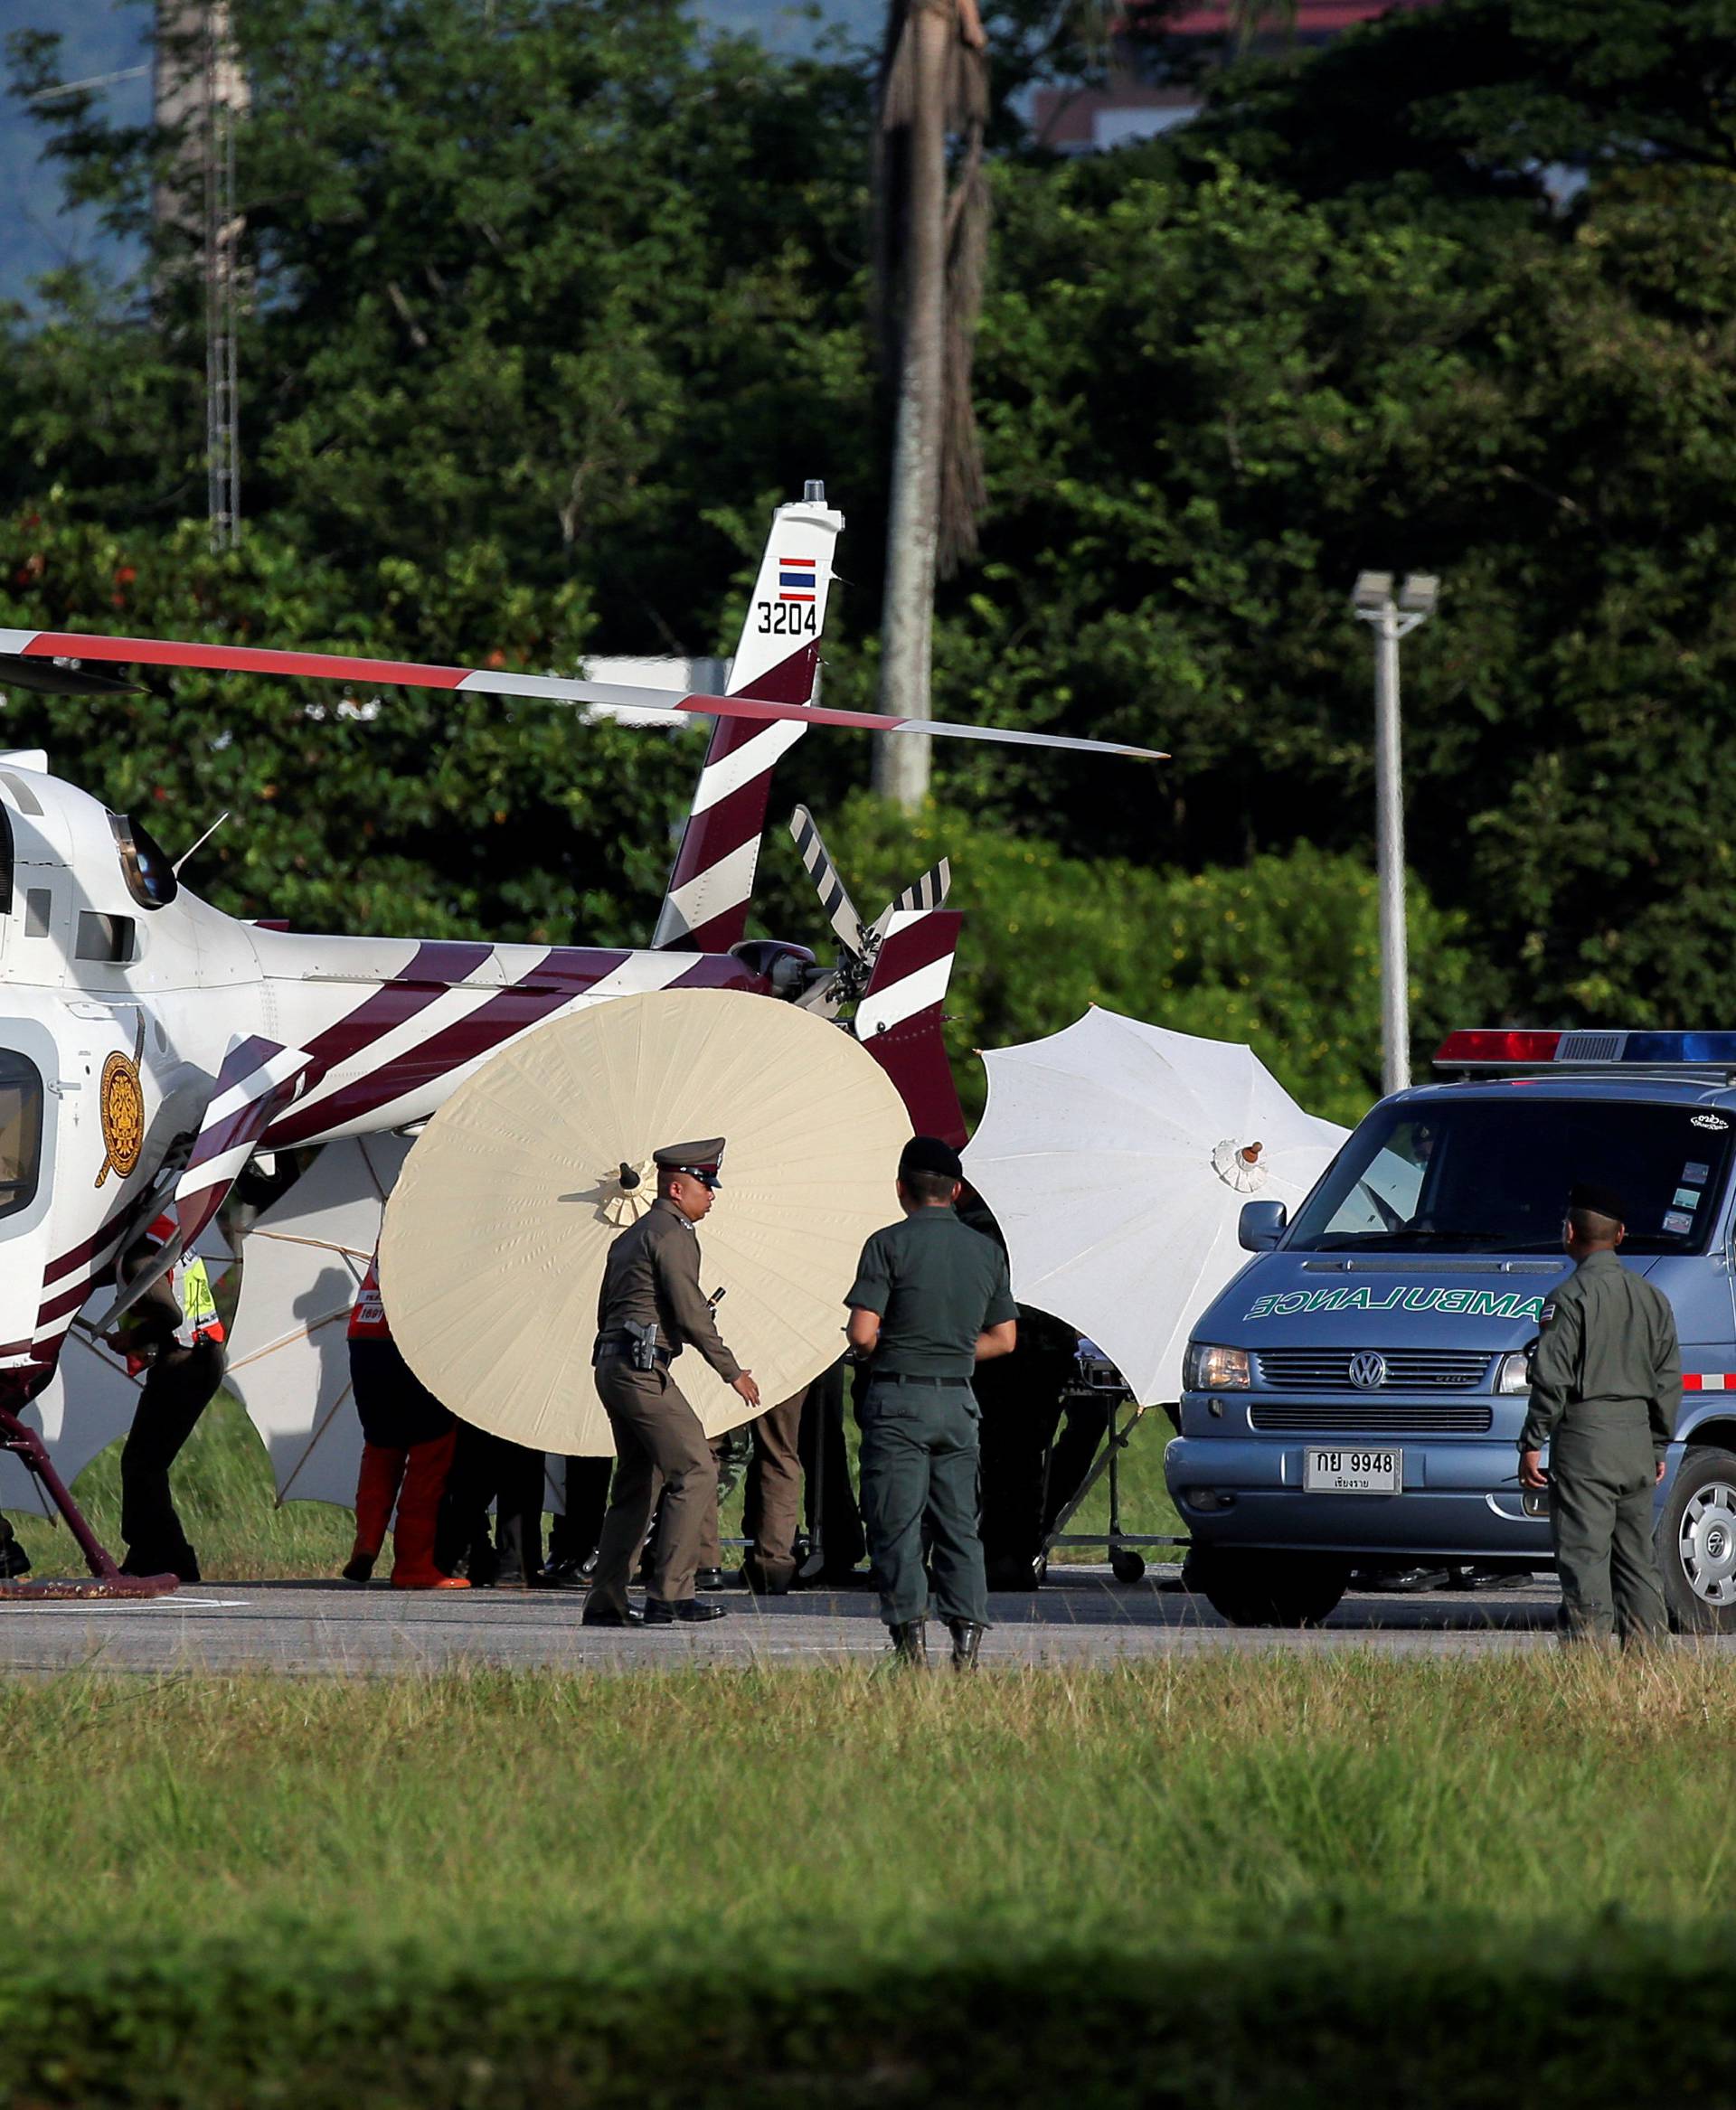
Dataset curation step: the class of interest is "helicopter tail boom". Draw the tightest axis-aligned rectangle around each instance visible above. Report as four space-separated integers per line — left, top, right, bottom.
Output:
650 485 846 952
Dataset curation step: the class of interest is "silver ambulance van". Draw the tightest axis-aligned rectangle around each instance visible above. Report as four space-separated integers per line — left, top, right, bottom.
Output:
1165 1031 1736 1629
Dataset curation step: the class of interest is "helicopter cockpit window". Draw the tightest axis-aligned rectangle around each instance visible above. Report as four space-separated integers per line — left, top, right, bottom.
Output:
108 812 178 910
0 1052 43 1223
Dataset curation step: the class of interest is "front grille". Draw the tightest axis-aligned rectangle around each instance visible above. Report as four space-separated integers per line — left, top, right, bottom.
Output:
1256 1348 1492 1391
1250 1404 1494 1434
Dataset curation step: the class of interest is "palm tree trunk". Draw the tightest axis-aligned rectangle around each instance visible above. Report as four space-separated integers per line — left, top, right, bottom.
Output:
873 0 952 812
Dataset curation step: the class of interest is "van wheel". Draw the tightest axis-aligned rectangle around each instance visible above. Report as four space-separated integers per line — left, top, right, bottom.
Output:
1184 1547 1350 1628
1659 1446 1736 1634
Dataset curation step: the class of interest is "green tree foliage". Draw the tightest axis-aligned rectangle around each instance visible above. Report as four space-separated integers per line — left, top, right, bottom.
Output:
5 0 1736 1081
0 503 706 937
755 793 1485 1124
0 0 875 940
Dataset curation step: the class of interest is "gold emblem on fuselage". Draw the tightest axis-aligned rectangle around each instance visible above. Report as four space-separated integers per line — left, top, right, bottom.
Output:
96 1015 147 1189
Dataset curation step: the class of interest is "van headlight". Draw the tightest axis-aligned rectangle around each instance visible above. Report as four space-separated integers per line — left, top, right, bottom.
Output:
1495 1351 1532 1395
1184 1343 1250 1390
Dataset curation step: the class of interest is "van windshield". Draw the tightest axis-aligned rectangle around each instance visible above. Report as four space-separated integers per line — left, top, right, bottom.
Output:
1287 1097 1736 1257
0 1050 43 1224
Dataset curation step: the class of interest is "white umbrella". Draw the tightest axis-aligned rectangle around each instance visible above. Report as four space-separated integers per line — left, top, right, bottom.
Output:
0 1323 144 1519
963 1007 1348 1405
224 1135 409 1506
381 987 911 1456
0 1227 233 1518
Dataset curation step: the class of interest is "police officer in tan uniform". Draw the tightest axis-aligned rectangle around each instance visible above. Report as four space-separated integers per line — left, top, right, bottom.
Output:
582 1139 760 1628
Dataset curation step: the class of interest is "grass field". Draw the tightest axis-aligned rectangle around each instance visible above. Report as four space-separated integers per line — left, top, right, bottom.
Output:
4 1653 1735 2105
6 1389 1184 1581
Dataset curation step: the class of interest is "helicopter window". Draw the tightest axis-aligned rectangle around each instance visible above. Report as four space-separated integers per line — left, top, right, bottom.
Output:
77 911 137 964
0 1052 43 1223
108 812 178 910
24 889 50 938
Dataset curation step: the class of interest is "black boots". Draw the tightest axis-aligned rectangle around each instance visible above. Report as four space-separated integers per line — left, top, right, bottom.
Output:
886 1619 985 1668
889 1619 929 1666
644 1597 728 1625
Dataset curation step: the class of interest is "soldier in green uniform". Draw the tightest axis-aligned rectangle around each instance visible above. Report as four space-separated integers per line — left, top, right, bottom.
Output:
583 1139 760 1630
1519 1182 1679 1646
845 1136 1019 1668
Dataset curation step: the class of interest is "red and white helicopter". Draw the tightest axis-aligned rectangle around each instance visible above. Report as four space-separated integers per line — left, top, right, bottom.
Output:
0 483 1160 1590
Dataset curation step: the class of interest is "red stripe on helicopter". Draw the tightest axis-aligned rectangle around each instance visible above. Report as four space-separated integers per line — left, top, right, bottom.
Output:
653 643 820 954
40 1216 129 1290
263 949 754 1148
276 957 759 1156
31 959 478 1300
296 942 496 1074
22 631 471 689
34 1278 97 1329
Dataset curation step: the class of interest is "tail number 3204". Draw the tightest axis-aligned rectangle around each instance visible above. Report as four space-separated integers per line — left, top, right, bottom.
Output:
757 602 818 636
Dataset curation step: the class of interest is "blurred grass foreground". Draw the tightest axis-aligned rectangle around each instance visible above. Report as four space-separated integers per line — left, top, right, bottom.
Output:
4 1653 1736 2106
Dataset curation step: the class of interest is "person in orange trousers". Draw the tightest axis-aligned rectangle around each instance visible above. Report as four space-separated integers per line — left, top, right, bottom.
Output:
344 1253 468 1590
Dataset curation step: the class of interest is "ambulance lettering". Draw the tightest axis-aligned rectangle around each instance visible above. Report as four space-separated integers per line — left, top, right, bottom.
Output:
1244 1286 1547 1323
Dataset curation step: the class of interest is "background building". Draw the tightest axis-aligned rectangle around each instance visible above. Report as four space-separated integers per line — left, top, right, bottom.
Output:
1032 1 1448 153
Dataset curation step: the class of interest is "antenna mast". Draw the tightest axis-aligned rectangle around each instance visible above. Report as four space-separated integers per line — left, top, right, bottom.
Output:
202 8 241 550
155 2 246 551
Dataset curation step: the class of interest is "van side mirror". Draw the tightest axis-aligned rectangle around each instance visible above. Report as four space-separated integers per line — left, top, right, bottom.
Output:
1239 1200 1287 1252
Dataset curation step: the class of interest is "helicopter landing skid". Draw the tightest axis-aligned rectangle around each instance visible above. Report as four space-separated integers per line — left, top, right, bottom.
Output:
0 1403 178 1601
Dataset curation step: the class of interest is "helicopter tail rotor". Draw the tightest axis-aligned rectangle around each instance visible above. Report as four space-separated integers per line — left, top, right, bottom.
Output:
788 805 954 1031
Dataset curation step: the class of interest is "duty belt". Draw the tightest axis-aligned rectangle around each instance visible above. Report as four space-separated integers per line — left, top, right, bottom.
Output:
872 1371 970 1387
592 1333 672 1368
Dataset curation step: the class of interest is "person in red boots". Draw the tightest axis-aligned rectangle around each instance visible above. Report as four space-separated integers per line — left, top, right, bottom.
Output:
343 1251 468 1590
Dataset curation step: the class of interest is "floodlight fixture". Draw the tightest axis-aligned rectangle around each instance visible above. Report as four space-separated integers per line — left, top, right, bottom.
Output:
1351 571 1393 613
1398 573 1439 617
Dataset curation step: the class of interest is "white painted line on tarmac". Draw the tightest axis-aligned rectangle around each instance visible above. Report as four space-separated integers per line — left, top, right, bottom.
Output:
0 1595 250 1613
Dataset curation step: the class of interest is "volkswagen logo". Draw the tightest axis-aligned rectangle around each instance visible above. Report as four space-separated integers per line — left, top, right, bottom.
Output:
1348 1352 1388 1390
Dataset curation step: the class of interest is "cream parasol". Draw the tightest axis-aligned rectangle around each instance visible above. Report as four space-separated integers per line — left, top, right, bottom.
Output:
963 1007 1348 1405
380 987 911 1455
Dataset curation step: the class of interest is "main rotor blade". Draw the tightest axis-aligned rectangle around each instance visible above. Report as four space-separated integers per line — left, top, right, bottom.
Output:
789 804 868 956
0 628 1165 762
0 652 142 696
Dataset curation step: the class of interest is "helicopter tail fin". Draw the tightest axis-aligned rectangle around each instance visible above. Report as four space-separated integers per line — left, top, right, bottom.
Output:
651 484 845 952
854 908 967 1149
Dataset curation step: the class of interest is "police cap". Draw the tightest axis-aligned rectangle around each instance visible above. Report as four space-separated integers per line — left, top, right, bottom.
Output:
1568 1181 1625 1224
899 1135 963 1183
654 1137 726 1190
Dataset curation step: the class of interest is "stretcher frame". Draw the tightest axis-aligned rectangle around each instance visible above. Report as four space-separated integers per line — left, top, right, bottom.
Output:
1039 1385 1189 1582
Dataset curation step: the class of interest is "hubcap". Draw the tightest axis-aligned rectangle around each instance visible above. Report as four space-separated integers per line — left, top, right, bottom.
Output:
1679 1481 1736 1605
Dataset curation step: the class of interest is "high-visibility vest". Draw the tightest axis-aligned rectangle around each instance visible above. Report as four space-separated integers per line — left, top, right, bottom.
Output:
172 1249 222 1349
348 1255 392 1341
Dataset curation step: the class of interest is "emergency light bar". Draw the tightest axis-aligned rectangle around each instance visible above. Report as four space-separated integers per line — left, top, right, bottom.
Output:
1435 1030 1736 1076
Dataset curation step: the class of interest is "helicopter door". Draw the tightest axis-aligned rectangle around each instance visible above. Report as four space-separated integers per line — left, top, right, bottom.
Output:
0 796 9 970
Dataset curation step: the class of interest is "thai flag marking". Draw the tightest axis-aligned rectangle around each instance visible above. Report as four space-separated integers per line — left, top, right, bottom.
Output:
778 556 816 603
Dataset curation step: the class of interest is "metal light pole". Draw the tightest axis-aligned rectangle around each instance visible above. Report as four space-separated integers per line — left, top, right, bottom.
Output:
1351 571 1439 1097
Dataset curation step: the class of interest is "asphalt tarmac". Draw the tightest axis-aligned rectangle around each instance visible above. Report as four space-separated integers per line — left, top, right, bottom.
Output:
0 1565 1675 1676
